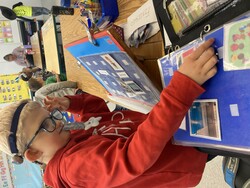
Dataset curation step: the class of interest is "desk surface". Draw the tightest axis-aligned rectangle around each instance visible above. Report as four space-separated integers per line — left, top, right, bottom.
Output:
42 15 61 74
30 31 43 69
60 0 162 100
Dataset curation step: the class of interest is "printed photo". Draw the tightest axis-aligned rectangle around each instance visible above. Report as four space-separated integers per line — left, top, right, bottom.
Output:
125 81 145 94
188 99 221 140
101 54 123 71
117 72 129 78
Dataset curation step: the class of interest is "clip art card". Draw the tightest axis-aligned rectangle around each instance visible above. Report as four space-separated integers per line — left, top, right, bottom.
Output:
223 17 250 71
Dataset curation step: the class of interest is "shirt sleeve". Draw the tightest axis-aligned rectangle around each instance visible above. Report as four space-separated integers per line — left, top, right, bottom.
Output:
62 71 205 187
66 92 110 114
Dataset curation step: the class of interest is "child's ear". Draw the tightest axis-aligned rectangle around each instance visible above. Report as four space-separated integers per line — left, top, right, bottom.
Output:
24 148 43 162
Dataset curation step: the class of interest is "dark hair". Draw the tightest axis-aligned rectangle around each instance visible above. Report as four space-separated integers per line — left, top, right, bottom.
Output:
12 2 23 9
3 54 13 61
28 77 43 92
0 6 17 20
20 73 32 82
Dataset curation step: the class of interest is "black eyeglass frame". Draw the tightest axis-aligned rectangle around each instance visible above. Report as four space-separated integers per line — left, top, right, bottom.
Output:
23 109 63 153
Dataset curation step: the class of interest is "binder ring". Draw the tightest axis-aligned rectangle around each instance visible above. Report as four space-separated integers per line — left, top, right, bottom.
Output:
174 45 180 51
167 46 173 59
200 24 211 40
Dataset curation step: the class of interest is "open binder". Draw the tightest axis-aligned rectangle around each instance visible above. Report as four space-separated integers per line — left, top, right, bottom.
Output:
65 26 160 114
158 16 250 154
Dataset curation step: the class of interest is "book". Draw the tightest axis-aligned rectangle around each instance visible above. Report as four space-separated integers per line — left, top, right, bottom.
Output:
65 27 160 114
158 16 250 154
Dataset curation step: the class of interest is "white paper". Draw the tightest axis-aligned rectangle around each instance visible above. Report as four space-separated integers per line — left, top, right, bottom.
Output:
123 0 160 44
163 26 172 47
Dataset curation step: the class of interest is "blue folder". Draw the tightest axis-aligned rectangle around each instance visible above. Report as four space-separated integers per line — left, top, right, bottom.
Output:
158 18 250 154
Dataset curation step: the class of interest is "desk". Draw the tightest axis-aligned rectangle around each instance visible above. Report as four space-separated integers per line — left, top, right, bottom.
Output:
30 31 45 69
42 15 65 74
60 1 164 100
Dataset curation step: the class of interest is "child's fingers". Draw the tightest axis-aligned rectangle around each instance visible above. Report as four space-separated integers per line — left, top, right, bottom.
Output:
205 65 217 80
197 47 215 66
201 55 218 75
190 38 215 60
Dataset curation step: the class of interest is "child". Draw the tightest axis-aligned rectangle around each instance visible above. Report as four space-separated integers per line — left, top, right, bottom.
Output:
19 67 42 81
28 73 67 92
0 39 218 187
12 2 50 19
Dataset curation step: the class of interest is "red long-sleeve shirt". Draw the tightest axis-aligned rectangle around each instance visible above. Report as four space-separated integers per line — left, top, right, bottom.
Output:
44 72 208 188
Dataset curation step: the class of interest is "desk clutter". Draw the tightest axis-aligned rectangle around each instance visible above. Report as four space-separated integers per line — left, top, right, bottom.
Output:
123 0 160 48
73 0 119 30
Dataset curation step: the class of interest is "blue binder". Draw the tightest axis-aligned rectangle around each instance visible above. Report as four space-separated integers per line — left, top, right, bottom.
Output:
158 17 250 154
65 30 160 114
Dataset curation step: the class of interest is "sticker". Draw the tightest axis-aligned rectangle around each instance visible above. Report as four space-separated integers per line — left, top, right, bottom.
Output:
229 104 239 116
217 47 223 59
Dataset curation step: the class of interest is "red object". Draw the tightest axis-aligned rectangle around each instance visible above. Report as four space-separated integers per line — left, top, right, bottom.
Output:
44 72 207 188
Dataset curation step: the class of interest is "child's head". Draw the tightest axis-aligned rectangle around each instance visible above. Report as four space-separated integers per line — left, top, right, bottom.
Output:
3 54 15 62
20 72 32 81
0 100 39 160
28 77 44 91
19 68 33 81
0 100 70 164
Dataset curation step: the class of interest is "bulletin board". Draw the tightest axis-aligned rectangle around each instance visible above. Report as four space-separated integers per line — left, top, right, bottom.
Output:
0 20 13 43
0 74 30 104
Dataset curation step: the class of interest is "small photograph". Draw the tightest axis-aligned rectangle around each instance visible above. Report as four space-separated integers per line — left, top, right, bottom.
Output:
188 99 221 140
98 70 109 75
176 52 183 69
101 54 123 71
116 72 129 78
179 47 195 69
125 81 145 94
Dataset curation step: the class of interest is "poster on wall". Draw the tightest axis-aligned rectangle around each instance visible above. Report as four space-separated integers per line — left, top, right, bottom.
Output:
0 20 13 43
0 74 30 104
0 151 43 188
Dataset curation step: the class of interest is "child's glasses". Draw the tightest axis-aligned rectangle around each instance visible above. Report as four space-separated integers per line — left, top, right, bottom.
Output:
24 109 63 152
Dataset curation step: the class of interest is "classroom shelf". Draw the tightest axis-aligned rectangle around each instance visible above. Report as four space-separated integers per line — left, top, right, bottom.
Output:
17 20 44 45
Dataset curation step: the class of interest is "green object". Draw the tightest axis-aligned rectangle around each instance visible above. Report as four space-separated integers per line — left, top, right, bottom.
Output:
45 73 67 85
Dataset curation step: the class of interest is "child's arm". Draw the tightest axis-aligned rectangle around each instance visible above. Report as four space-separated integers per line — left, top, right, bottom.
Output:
58 39 218 187
16 16 35 22
44 92 110 114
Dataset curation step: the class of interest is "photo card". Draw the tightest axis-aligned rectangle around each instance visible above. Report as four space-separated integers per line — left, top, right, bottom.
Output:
100 54 123 71
188 99 221 141
124 81 145 94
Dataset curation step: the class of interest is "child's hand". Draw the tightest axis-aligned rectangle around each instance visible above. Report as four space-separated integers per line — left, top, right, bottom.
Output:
178 38 218 85
44 96 70 112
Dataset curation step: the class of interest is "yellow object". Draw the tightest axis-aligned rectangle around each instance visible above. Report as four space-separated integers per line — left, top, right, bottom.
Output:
13 6 32 17
0 74 30 104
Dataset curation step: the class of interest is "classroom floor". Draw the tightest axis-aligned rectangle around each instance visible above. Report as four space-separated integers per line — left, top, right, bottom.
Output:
41 0 230 187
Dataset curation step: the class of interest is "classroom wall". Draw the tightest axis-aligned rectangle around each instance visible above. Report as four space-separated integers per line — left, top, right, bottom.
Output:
0 0 44 74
